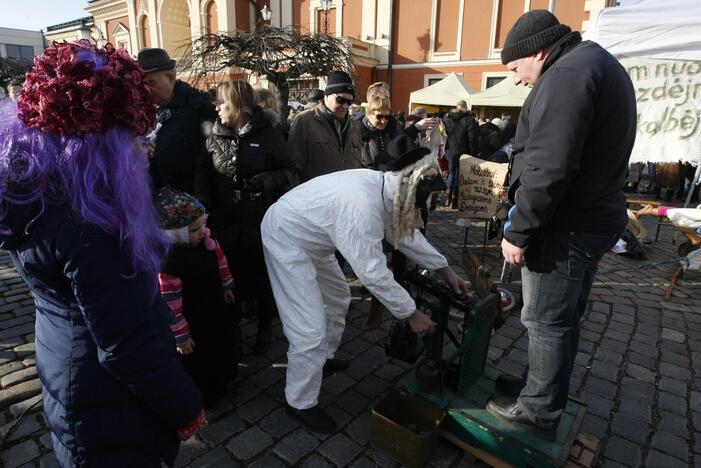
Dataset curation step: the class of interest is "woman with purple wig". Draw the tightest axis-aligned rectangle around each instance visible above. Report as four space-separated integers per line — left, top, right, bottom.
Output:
0 41 204 467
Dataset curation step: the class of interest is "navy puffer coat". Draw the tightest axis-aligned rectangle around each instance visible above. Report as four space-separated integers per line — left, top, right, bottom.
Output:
3 204 202 467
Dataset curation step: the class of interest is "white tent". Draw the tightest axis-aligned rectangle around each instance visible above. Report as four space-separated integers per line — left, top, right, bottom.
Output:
409 72 475 108
468 76 531 108
585 0 701 61
585 0 701 165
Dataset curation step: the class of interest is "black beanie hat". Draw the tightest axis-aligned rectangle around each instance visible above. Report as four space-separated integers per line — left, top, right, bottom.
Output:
324 71 355 98
500 9 571 65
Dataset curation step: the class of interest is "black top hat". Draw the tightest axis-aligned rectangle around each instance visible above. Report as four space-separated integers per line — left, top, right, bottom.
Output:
137 48 176 73
387 135 431 172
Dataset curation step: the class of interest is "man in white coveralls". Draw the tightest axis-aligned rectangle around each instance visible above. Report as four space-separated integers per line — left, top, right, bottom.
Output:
262 135 468 433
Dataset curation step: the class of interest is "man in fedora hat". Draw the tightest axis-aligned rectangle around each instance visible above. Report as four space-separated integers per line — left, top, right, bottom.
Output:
287 70 364 182
261 135 468 433
486 10 636 440
137 48 216 194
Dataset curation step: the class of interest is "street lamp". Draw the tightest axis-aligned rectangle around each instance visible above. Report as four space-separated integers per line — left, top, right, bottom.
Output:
320 0 331 35
261 3 272 24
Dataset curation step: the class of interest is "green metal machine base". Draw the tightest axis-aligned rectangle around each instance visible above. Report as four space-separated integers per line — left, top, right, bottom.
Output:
399 365 586 468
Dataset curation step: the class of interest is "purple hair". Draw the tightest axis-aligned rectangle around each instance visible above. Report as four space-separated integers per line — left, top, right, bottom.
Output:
0 99 167 273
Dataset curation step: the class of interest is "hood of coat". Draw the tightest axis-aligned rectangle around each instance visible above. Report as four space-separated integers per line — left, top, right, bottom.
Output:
449 109 473 121
542 31 583 75
210 106 276 138
0 199 53 250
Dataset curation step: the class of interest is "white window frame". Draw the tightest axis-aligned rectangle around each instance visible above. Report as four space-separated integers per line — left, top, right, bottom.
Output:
428 0 465 62
488 0 530 60
481 72 510 90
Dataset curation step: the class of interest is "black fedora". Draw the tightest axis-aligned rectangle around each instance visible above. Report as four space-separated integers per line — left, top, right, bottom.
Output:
387 135 431 172
137 48 176 73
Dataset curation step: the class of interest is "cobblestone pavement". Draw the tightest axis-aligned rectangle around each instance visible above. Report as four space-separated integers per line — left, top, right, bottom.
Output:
0 208 699 467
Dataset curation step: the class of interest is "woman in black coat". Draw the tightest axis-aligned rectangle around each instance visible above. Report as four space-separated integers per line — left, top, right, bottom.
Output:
359 96 405 171
195 80 297 354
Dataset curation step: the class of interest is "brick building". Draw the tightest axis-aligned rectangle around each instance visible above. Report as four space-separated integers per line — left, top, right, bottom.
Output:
47 0 616 109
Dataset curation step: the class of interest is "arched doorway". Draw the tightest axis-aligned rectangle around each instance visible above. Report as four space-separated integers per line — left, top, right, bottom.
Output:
204 0 218 34
159 0 191 58
140 15 151 49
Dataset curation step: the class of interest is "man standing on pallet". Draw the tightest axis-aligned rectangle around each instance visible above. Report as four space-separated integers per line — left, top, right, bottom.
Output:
486 10 636 440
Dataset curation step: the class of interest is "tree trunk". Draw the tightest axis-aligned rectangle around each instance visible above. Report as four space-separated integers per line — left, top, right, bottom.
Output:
276 77 290 130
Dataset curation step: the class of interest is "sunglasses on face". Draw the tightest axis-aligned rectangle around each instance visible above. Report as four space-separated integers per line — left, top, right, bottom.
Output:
335 96 353 106
373 114 390 120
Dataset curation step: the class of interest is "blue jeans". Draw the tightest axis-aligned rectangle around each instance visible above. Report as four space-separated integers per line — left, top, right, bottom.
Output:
518 230 618 429
447 166 460 191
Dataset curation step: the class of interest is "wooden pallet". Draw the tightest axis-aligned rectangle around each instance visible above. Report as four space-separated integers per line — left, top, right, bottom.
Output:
441 431 600 468
565 433 600 468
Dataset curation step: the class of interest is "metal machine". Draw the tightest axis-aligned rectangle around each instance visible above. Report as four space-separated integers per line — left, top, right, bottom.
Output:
372 268 590 468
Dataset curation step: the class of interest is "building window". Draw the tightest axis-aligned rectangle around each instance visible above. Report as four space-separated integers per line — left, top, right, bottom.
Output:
486 76 504 88
5 44 34 60
428 78 443 86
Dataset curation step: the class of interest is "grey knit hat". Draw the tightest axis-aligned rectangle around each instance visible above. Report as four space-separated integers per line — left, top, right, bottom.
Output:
500 10 571 65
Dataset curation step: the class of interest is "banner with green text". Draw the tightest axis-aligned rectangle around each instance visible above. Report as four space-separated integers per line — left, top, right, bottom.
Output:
622 57 701 164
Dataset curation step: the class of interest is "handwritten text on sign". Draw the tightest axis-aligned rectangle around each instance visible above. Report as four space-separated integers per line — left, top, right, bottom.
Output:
458 155 508 219
622 58 701 163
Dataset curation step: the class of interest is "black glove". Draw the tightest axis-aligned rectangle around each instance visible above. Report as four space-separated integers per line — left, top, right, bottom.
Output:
246 176 265 194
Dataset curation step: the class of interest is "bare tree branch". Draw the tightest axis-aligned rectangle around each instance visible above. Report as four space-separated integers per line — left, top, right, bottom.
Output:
178 26 355 124
0 57 31 89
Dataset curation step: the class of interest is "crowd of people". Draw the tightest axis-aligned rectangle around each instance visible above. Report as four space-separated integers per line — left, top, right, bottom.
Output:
0 7 639 467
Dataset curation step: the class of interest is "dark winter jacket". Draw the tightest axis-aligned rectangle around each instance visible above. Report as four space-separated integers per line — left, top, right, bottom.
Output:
195 107 295 300
287 103 363 182
504 32 636 247
477 122 503 160
444 110 480 169
151 80 217 194
4 204 202 467
195 107 296 229
359 115 404 171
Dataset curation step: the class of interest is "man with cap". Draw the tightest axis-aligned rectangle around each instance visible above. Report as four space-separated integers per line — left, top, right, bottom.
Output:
287 70 363 182
486 10 636 439
137 48 217 194
261 135 468 432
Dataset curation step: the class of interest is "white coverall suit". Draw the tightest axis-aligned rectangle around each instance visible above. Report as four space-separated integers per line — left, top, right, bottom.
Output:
261 169 448 409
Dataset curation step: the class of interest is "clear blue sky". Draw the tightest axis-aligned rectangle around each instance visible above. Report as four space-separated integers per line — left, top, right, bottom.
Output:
2 0 89 31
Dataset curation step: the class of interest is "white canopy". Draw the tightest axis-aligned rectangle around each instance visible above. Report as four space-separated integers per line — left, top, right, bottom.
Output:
585 0 701 164
409 72 475 108
468 76 531 108
585 0 701 61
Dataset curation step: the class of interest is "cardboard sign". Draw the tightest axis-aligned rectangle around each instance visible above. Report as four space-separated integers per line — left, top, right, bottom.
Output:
458 155 508 219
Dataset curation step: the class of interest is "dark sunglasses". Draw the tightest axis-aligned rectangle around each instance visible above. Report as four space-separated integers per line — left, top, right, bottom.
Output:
373 114 390 120
335 96 354 106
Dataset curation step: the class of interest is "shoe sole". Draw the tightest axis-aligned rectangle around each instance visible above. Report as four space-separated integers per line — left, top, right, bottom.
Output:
485 405 556 441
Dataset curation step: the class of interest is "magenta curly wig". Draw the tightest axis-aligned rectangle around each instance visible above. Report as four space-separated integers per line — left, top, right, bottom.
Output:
18 40 156 136
0 41 166 273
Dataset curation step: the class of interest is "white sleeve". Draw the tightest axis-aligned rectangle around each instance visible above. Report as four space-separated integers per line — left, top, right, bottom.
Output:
163 226 189 245
396 230 449 270
335 213 416 320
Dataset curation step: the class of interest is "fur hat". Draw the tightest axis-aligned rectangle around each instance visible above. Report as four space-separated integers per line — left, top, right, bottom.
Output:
500 9 571 65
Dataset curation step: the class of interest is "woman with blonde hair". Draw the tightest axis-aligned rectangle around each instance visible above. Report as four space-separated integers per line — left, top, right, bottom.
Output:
195 79 297 354
359 96 404 171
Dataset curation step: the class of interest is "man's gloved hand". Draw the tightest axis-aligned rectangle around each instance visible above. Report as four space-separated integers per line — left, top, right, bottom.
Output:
246 177 265 194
